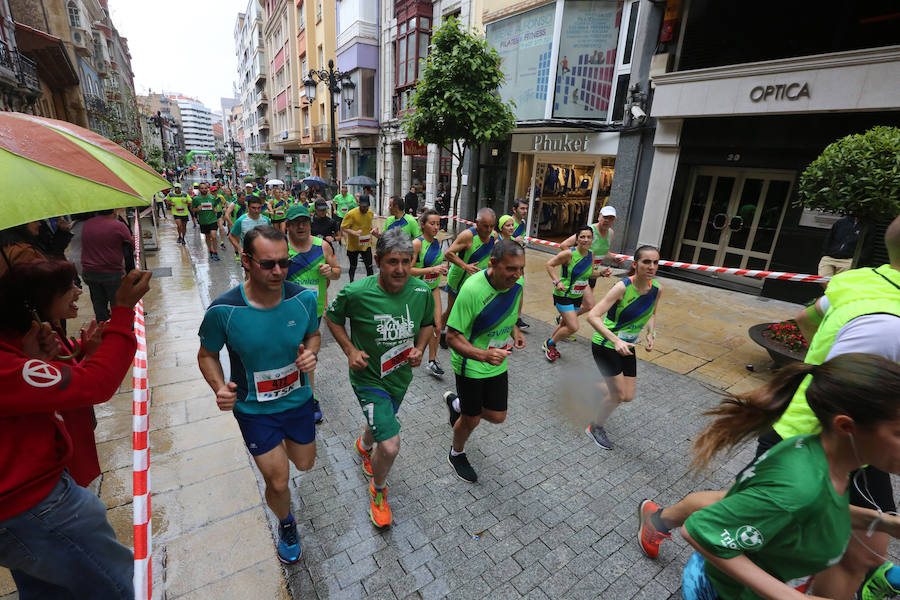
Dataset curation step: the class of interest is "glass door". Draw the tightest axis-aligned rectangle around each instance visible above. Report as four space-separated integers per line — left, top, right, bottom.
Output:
675 167 794 287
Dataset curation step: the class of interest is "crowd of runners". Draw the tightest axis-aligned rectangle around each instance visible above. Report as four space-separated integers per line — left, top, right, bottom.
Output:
177 179 900 600
6 175 898 599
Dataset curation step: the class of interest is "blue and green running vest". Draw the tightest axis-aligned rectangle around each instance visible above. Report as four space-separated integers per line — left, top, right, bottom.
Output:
446 227 496 293
415 235 444 290
554 246 593 300
287 237 327 317
593 277 660 347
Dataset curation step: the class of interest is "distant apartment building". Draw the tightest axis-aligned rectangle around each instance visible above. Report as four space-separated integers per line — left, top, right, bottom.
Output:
234 0 268 157
170 95 215 153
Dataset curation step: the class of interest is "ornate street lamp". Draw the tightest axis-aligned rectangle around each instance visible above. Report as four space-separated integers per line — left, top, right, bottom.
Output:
303 58 355 191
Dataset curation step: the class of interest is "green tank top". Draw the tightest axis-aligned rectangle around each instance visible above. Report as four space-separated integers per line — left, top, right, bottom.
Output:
446 227 497 292
774 264 900 438
270 199 287 221
593 277 660 348
415 235 444 290
590 224 611 270
169 194 191 216
287 237 327 317
553 247 593 300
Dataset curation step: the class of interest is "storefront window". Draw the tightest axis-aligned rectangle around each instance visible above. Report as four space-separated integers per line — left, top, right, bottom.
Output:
485 3 555 120
527 157 615 242
552 1 622 120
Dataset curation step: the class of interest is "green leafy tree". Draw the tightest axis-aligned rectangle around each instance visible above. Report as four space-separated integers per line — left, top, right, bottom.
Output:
144 144 164 173
249 153 274 179
403 17 516 217
799 126 900 264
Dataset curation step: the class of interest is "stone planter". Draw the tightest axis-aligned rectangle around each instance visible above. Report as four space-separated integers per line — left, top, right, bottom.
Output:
748 323 807 367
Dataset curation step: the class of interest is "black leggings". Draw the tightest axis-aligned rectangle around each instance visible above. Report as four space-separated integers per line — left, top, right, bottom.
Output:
347 249 373 281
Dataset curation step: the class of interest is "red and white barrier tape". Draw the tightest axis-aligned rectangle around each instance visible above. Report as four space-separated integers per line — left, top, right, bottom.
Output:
132 214 151 600
447 215 829 283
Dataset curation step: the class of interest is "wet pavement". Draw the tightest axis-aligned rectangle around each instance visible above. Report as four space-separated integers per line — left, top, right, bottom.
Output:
1 215 861 599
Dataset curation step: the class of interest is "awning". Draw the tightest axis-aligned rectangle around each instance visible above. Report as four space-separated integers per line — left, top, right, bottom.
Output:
14 22 79 88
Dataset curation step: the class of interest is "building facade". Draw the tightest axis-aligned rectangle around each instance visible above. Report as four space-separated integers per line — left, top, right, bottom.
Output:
171 94 215 154
235 0 269 159
0 0 44 113
636 0 900 301
335 0 379 192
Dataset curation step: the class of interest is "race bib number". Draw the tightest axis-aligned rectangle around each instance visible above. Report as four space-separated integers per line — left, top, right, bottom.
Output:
488 338 508 349
380 341 413 378
572 280 588 296
423 272 439 284
253 363 301 401
275 209 285 217
619 332 639 343
358 234 371 246
593 258 603 267
200 202 213 211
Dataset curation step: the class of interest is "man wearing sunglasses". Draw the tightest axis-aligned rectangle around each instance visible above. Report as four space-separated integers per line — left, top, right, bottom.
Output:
197 225 320 565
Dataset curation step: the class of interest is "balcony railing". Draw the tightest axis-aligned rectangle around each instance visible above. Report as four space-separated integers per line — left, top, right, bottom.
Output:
15 52 40 92
0 41 14 72
311 123 328 143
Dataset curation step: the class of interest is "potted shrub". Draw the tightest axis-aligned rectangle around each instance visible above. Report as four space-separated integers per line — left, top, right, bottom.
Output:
748 319 809 366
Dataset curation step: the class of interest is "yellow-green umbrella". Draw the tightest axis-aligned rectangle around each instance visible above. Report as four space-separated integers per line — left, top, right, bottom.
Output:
0 112 170 230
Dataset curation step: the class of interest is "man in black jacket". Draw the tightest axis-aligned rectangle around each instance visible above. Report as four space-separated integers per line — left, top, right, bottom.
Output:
310 199 340 244
817 215 870 287
404 186 419 216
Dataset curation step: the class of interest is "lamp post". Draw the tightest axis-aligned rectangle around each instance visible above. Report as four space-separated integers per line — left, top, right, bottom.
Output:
303 59 355 192
227 137 244 186
147 110 171 174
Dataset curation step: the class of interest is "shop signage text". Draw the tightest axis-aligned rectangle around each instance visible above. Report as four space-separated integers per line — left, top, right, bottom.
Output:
403 140 427 157
532 134 591 153
749 82 810 102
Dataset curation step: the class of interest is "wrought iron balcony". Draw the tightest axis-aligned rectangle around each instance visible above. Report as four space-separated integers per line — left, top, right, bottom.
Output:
15 51 40 92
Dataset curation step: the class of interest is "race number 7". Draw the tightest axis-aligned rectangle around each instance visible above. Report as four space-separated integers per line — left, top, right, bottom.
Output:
363 403 374 426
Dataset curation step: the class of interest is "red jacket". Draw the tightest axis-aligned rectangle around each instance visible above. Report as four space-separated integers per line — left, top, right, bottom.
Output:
0 306 136 521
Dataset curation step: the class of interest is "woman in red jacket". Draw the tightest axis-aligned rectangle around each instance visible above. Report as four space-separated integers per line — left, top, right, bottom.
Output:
0 263 151 599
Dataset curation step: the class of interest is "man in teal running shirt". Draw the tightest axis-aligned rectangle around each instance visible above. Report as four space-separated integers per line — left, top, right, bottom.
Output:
443 240 526 483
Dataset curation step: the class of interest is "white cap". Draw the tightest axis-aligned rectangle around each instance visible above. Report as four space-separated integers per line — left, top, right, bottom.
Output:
600 205 617 217
245 183 253 187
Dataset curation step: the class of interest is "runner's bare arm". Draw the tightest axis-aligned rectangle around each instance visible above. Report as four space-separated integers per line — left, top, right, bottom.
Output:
645 288 662 351
407 324 433 368
681 527 829 600
321 240 342 280
197 345 237 411
444 230 474 270
850 506 900 538
546 250 572 293
325 317 369 370
796 297 826 343
228 232 241 254
446 328 508 365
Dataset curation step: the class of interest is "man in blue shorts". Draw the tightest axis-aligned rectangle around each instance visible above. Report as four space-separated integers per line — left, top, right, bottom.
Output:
197 225 320 564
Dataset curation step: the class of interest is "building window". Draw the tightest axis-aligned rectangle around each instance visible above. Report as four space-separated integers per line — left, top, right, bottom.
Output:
395 15 431 90
317 45 323 69
298 2 305 31
340 69 375 121
67 1 81 28
302 107 310 135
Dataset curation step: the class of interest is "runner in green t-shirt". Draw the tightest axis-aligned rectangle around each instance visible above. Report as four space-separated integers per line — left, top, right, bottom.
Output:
443 239 526 483
191 182 222 261
381 195 422 239
325 228 434 528
673 353 900 600
286 203 341 425
332 185 357 219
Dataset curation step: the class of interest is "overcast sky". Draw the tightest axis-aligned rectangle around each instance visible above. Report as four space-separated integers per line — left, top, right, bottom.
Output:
109 0 246 112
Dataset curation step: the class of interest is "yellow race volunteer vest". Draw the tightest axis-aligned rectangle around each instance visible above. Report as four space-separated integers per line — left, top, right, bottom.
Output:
774 264 900 438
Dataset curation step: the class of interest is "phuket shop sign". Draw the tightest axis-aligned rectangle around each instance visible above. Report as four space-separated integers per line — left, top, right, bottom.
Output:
750 82 811 102
511 132 619 155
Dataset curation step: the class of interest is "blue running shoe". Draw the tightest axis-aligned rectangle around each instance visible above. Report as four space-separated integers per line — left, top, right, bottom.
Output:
277 520 301 564
313 398 323 424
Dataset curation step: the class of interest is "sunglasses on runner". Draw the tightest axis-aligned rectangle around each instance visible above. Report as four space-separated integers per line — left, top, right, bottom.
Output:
245 255 291 270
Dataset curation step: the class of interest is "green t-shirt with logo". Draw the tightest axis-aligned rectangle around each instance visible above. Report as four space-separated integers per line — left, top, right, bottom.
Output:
325 275 435 398
684 434 850 599
333 193 357 218
384 214 422 239
191 194 220 226
447 269 522 379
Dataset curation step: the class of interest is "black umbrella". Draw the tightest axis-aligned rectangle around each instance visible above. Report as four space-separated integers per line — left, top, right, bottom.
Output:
345 175 376 186
302 175 328 187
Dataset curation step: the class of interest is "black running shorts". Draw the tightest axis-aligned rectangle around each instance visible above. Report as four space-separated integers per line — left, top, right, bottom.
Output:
454 372 508 416
591 342 637 378
200 222 217 234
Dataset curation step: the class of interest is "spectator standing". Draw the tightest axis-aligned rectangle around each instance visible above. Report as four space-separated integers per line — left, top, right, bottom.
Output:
404 185 419 216
817 215 870 288
435 183 450 230
81 211 133 321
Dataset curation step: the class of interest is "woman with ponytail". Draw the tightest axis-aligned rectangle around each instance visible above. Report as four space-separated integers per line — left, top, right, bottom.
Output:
678 353 900 600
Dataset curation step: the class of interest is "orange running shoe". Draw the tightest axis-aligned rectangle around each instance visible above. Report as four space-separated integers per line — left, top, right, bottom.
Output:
355 436 373 477
369 481 392 528
637 499 671 559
